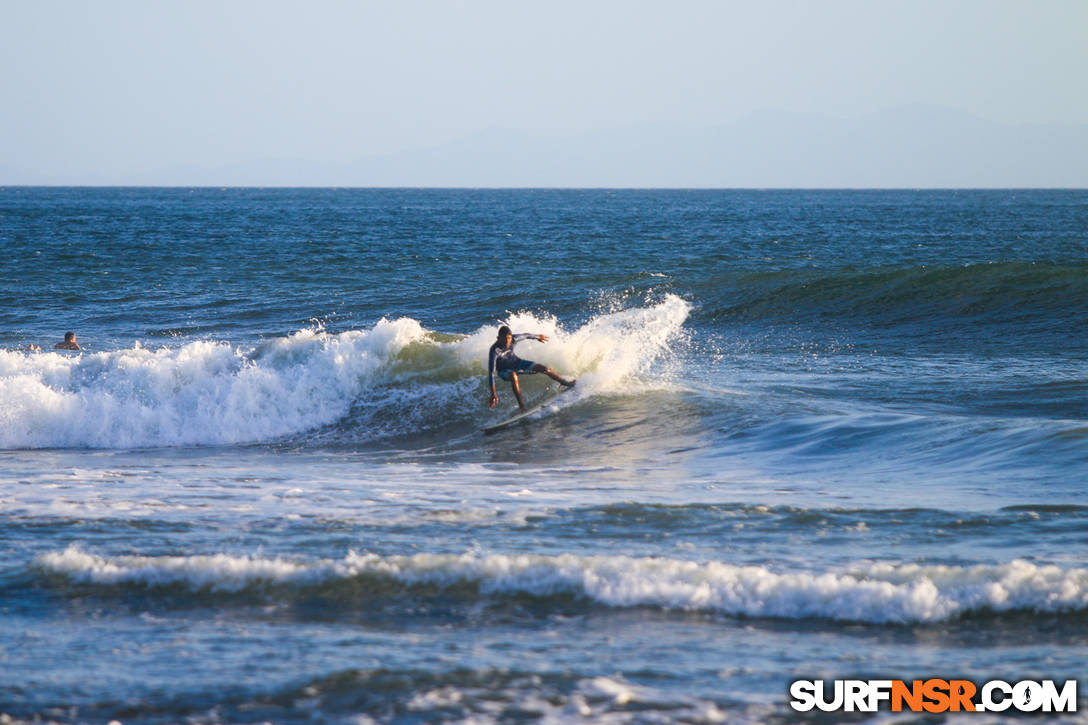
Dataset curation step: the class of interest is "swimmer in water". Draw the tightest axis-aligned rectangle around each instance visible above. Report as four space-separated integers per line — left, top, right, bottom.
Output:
54 332 81 351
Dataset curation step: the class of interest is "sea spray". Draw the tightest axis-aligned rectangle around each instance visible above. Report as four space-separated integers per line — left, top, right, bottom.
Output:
458 293 692 394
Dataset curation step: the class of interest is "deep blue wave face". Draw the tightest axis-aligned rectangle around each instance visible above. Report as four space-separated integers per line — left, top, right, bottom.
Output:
1 188 1087 724
699 261 1088 354
3 188 1086 349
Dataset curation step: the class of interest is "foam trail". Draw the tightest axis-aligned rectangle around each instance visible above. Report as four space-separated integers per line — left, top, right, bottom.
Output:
36 548 1088 624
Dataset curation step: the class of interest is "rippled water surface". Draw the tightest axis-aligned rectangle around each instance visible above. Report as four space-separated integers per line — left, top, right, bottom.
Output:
1 188 1086 723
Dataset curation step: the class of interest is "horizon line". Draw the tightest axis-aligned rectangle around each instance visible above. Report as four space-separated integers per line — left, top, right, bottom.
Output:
3 184 1087 192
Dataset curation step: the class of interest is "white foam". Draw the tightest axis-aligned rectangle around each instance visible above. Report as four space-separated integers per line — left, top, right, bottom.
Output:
36 548 1088 623
1 297 691 449
0 319 426 448
453 294 691 403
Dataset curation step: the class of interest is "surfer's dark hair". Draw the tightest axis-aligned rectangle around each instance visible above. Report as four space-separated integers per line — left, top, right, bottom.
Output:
497 325 512 338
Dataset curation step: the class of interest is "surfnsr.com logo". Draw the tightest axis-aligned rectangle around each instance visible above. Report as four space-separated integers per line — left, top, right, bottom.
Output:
789 679 1078 713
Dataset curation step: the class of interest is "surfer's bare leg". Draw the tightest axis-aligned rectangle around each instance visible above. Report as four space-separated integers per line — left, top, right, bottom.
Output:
531 363 575 387
509 372 527 411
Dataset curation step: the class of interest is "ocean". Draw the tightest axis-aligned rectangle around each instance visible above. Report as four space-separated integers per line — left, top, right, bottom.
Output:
1 187 1086 723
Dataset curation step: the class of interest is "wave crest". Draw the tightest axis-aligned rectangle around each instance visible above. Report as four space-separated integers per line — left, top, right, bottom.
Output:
707 262 1088 333
0 296 690 449
35 547 1088 624
0 318 426 448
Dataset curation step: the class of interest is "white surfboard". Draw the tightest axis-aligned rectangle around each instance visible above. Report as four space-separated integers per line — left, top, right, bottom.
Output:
482 386 572 434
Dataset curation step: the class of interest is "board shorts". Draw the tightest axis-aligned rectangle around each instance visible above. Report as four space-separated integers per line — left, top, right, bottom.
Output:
498 359 537 381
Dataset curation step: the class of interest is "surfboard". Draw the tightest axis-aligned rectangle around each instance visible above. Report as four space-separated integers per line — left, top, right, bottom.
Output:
482 385 573 434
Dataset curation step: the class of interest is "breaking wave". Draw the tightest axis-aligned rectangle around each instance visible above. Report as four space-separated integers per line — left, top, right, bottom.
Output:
35 547 1088 624
0 295 690 449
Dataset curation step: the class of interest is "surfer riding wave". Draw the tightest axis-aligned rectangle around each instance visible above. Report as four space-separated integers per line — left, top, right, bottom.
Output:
487 325 575 412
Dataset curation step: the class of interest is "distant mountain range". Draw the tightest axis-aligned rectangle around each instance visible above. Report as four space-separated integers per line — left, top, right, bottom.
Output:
7 106 1088 187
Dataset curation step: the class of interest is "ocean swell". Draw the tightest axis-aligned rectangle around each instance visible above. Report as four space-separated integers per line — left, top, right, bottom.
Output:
704 261 1087 332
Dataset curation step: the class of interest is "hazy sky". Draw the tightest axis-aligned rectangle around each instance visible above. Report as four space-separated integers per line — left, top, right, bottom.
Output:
2 0 1086 185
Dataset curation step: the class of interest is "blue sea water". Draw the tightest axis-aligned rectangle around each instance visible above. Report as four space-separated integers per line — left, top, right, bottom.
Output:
1 187 1087 723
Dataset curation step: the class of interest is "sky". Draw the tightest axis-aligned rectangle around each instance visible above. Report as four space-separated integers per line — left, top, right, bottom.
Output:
2 0 1086 186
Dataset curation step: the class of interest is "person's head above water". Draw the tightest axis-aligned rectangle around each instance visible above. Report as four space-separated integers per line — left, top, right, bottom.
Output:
496 325 513 345
54 331 81 350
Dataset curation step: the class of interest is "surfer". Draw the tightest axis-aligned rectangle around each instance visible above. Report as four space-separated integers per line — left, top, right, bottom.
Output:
487 325 575 412
54 332 81 351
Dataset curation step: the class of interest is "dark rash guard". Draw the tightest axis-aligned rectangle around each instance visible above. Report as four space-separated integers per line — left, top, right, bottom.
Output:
488 333 534 389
